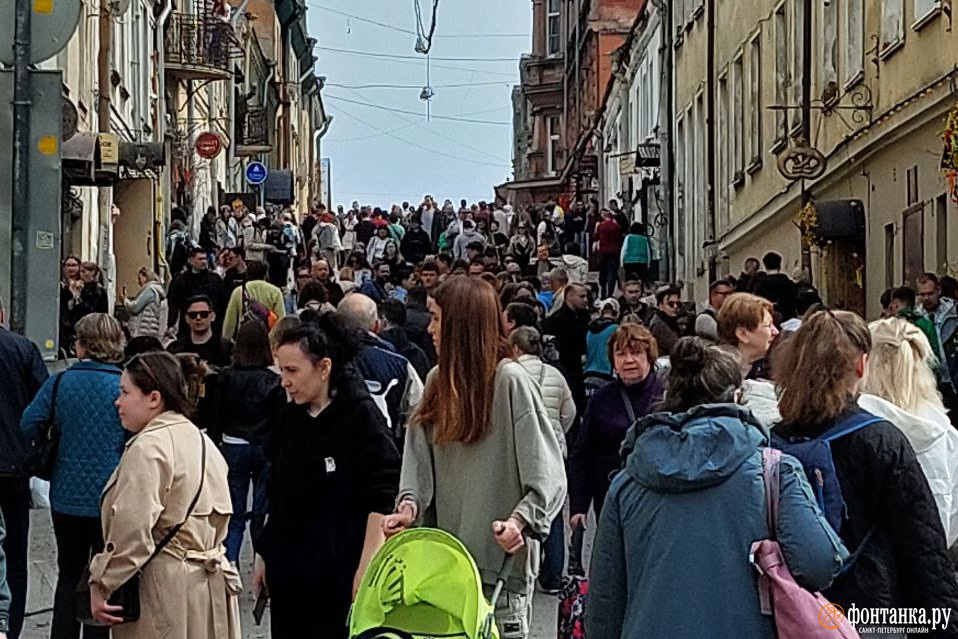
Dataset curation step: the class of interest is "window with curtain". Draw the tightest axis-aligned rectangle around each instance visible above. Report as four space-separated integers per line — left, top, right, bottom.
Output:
675 115 686 259
881 0 905 52
790 0 804 134
733 55 745 180
914 0 941 23
749 33 762 166
695 95 706 256
717 72 730 227
774 3 788 144
547 0 561 56
843 0 864 85
822 0 838 98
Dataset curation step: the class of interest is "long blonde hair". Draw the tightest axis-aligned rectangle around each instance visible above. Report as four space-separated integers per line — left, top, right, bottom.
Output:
864 317 944 415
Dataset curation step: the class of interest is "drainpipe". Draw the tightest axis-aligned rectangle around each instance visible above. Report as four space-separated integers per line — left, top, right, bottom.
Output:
155 0 173 277
706 0 716 282
650 0 673 282
96 0 115 306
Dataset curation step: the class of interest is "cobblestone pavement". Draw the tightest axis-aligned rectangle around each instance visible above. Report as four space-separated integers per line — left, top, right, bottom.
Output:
21 508 594 639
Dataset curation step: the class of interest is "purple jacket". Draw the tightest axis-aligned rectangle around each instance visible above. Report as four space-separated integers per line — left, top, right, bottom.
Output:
569 374 665 516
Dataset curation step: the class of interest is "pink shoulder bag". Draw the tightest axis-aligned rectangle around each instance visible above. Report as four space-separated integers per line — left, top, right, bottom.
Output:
751 447 860 638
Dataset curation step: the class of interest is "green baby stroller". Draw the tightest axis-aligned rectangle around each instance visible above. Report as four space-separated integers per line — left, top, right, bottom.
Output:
349 528 515 639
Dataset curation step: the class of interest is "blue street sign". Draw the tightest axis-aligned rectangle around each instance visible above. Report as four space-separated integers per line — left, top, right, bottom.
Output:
246 161 269 186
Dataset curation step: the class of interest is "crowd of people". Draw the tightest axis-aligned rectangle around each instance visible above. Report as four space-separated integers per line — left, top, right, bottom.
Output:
0 194 955 639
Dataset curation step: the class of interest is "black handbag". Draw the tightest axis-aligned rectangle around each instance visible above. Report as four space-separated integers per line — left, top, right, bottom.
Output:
22 373 66 480
77 431 207 625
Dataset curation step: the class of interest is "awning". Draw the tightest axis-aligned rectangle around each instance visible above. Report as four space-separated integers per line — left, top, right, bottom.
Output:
62 132 119 186
497 175 565 191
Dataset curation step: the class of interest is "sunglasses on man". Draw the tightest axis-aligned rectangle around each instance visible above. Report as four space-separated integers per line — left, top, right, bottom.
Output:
186 311 211 320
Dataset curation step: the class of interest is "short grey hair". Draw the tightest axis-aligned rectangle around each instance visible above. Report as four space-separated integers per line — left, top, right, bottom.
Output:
337 293 378 331
549 268 569 287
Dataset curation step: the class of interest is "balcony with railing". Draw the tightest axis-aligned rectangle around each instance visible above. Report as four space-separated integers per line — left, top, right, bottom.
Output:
235 106 271 156
164 13 242 81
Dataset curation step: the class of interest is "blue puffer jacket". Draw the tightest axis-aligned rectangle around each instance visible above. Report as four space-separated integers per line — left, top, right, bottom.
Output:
21 361 125 518
587 404 848 639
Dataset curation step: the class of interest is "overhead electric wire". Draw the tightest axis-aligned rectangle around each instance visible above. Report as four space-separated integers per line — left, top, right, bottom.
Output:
323 93 511 125
328 108 511 169
307 3 418 35
315 46 517 78
307 3 527 38
326 80 510 90
335 86 511 162
413 0 440 54
314 45 516 63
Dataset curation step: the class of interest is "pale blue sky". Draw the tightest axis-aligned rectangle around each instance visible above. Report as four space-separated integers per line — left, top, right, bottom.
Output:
307 0 531 207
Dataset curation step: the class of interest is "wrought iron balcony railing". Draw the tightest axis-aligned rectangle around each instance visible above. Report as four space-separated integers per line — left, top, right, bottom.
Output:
164 13 242 80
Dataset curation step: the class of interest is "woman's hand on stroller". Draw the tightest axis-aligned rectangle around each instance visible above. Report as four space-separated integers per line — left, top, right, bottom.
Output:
492 516 526 554
382 500 417 539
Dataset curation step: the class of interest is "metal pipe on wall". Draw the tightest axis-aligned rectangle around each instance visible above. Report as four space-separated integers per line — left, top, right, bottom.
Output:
10 0 32 333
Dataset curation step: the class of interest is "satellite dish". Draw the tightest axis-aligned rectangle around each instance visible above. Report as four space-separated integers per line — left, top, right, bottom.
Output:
0 0 82 65
108 0 131 17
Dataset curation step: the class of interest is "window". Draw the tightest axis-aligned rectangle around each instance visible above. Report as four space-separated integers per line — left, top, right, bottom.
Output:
885 223 896 289
881 0 905 54
748 33 762 168
673 0 686 39
937 194 949 272
822 0 838 101
547 0 561 56
687 104 696 262
907 165 919 206
773 3 788 146
717 72 729 228
546 115 560 175
695 95 706 256
843 0 864 86
790 0 804 134
675 115 686 260
732 55 745 183
914 0 942 27
902 204 925 286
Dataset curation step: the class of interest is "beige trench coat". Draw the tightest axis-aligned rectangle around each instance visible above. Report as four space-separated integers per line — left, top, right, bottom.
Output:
88 411 241 639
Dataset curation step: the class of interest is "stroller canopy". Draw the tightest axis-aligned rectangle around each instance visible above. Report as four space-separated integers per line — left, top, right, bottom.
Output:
350 528 497 639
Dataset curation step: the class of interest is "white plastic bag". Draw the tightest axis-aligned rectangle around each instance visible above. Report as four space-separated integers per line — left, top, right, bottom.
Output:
29 477 50 509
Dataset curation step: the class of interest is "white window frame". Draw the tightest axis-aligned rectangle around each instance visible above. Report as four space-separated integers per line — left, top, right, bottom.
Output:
822 0 838 100
546 115 561 176
880 0 905 57
694 96 705 263
913 0 942 29
675 114 686 260
789 0 804 136
732 54 745 183
748 31 762 170
843 0 864 88
547 0 561 57
717 71 730 229
773 3 788 147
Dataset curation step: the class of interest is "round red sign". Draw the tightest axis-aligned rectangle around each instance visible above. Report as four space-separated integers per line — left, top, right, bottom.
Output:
195 132 222 159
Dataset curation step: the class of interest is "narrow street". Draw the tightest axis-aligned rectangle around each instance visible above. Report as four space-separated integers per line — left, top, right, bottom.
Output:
20 509 594 638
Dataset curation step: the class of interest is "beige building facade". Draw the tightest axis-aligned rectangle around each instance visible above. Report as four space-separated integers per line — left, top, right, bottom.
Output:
674 0 958 315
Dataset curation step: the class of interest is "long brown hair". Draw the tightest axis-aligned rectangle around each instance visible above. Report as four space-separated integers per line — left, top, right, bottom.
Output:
414 276 511 445
773 310 871 427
